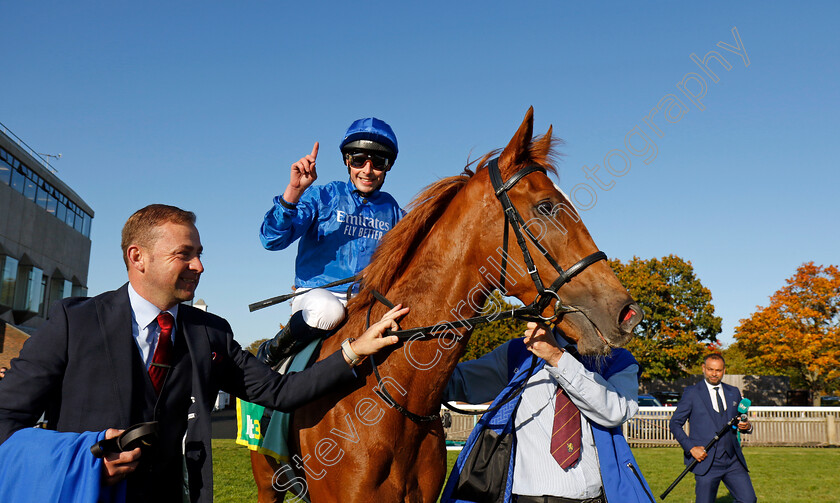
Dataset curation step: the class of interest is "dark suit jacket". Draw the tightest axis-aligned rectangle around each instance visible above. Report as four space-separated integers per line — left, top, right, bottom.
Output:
0 284 354 503
668 380 748 475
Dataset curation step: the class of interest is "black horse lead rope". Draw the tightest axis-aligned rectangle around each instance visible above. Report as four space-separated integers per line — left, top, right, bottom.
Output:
366 296 441 422
366 295 539 423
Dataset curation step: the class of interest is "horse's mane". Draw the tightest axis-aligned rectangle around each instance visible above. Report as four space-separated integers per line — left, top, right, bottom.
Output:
347 133 561 319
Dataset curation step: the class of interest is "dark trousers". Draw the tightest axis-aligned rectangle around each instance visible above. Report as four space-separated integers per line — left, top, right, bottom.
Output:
694 451 756 503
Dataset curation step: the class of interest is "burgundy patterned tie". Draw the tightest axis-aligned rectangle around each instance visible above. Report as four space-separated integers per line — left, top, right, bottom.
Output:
148 312 174 395
550 387 581 468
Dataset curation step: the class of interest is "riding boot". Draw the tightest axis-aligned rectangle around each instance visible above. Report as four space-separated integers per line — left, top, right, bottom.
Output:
257 311 331 367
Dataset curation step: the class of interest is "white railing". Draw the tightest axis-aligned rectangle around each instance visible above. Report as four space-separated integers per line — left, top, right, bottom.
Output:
442 405 840 447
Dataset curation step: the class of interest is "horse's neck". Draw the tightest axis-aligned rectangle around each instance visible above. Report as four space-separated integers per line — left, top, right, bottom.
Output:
365 239 492 407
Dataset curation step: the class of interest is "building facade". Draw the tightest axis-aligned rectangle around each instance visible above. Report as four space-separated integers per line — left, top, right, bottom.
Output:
0 123 93 338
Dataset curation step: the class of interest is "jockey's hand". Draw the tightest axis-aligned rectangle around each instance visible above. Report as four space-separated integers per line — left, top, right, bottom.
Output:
523 321 564 367
101 428 141 485
348 304 408 363
284 142 319 203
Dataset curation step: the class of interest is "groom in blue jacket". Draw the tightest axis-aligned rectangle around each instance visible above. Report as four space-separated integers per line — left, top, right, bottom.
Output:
441 322 655 503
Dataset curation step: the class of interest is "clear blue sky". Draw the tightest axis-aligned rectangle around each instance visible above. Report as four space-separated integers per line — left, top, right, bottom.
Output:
3 2 837 348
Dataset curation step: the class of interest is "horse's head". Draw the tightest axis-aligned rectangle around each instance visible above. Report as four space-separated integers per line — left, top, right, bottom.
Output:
471 107 643 355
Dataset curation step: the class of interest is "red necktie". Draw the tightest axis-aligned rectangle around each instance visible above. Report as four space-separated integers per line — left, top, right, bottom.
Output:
550 387 581 468
148 312 174 395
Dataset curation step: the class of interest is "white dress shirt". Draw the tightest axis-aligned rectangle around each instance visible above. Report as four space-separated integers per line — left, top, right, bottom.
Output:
128 283 179 370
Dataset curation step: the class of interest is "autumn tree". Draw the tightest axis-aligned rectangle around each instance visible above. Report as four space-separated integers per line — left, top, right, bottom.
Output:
610 255 722 380
460 292 527 362
735 262 840 401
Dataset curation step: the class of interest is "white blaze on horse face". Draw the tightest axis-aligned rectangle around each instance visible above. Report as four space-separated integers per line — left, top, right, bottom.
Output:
553 183 580 216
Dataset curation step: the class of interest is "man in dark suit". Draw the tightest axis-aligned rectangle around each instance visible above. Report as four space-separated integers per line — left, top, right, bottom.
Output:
0 204 406 502
669 354 757 503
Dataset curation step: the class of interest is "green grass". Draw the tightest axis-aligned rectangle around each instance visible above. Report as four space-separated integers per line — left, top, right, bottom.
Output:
634 447 840 503
213 441 840 502
212 440 258 501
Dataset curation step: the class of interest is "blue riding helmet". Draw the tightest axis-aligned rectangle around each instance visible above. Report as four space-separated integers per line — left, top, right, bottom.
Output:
339 117 398 161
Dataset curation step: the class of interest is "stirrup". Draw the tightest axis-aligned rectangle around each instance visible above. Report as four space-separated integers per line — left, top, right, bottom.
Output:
256 311 329 367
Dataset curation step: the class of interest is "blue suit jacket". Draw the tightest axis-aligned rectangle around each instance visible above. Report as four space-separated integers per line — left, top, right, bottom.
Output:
0 284 354 503
668 380 748 476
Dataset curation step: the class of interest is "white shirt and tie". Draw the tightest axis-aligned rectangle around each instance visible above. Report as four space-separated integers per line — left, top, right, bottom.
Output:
128 284 178 371
704 380 727 414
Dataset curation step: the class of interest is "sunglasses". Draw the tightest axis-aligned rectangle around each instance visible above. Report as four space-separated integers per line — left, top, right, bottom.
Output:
345 152 391 171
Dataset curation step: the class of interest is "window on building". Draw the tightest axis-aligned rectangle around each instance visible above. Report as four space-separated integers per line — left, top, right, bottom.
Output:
81 212 92 237
10 167 25 193
56 200 67 221
48 277 72 307
23 179 37 201
73 208 84 233
64 206 75 227
71 283 87 297
0 255 19 307
0 158 11 185
14 264 44 313
38 274 48 316
46 192 57 215
35 185 50 208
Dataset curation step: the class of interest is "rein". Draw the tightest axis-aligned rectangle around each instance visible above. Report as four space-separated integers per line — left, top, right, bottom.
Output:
365 158 609 424
366 292 539 422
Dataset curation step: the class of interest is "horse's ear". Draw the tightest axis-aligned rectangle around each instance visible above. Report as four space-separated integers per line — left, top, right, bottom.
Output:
530 124 553 164
499 107 534 173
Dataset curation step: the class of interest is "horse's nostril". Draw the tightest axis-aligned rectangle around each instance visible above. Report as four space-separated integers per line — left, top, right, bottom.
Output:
620 305 636 324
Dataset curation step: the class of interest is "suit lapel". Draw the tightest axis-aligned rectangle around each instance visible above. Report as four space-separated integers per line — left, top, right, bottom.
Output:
179 306 211 404
95 284 139 427
723 384 739 418
698 381 718 420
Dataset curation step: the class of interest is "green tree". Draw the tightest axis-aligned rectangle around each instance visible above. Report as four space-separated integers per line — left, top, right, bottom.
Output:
610 255 722 380
720 342 755 375
460 292 527 362
735 262 840 401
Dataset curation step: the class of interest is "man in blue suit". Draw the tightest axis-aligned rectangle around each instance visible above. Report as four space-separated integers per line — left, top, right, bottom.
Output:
0 204 405 503
669 354 756 503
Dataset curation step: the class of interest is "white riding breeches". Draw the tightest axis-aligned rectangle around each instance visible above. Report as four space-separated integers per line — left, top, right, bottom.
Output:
290 288 348 331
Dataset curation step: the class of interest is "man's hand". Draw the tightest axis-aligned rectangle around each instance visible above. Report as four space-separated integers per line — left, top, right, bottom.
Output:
101 428 141 486
690 446 707 462
283 142 319 204
346 304 409 364
737 418 752 432
523 322 564 367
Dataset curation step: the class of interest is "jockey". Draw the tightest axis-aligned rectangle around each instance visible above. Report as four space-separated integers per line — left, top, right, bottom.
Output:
257 118 404 366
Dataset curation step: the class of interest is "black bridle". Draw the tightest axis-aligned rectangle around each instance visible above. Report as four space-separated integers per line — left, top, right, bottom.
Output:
367 157 610 423
486 158 608 320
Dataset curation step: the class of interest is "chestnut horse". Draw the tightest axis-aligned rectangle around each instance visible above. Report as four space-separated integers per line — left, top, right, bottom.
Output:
250 108 643 502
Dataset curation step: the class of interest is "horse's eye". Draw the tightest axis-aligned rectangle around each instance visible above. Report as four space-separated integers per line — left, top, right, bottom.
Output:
535 201 554 215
